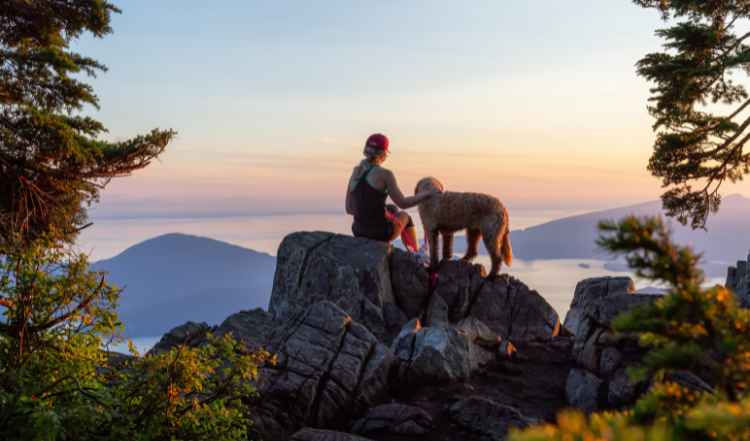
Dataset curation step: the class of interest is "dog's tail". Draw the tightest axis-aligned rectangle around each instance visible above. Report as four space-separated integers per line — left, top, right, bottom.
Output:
501 207 513 267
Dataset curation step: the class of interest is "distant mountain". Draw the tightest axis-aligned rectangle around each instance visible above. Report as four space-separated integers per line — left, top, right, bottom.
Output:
452 194 750 265
92 233 275 337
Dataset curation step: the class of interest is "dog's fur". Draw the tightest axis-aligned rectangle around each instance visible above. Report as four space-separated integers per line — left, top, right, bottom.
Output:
415 177 513 278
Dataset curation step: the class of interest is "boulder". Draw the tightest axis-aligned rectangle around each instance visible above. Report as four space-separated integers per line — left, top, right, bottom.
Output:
352 403 433 436
566 293 658 412
565 368 603 413
254 301 394 440
424 261 560 340
456 317 503 368
429 260 487 323
390 248 431 319
148 309 275 355
448 396 536 441
291 428 375 441
148 321 212 355
214 308 273 350
269 232 402 342
468 273 561 340
564 276 635 335
607 368 639 408
392 319 473 385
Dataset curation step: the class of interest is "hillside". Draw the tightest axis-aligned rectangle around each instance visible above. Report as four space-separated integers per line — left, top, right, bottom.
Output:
92 233 275 337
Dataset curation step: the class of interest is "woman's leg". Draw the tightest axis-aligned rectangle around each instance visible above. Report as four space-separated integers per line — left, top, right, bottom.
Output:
388 211 418 251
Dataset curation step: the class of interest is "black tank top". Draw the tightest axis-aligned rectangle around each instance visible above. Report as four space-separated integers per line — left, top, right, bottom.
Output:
351 166 389 233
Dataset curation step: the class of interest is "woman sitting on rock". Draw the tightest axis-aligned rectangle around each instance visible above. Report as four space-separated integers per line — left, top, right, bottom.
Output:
346 133 438 251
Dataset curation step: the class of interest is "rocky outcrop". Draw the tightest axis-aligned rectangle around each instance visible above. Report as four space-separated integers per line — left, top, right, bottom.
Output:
271 233 562 346
727 251 750 307
291 428 375 441
566 293 657 412
148 321 211 355
390 249 431 319
270 232 404 342
425 261 561 340
564 276 635 334
392 319 475 385
448 396 537 441
152 231 657 440
148 308 274 355
213 308 273 350
352 403 433 437
252 301 394 440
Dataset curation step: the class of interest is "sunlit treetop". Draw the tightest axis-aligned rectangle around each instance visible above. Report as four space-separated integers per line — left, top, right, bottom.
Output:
0 0 174 251
634 0 750 228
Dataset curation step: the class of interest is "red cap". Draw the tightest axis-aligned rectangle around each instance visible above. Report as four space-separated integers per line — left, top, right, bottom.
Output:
365 133 389 152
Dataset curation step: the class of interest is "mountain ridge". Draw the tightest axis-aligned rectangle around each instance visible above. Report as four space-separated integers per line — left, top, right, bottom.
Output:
92 233 275 337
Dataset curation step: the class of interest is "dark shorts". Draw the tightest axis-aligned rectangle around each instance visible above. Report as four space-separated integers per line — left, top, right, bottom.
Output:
352 221 394 242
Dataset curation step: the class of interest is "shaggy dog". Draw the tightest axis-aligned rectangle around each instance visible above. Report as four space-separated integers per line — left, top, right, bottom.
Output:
414 177 513 278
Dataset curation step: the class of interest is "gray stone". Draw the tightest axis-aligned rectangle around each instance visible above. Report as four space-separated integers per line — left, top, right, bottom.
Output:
431 260 487 322
456 317 500 348
456 317 500 368
468 273 561 340
599 347 623 377
449 396 535 441
291 428 375 441
389 248 430 319
148 321 212 355
607 368 640 408
424 291 450 326
566 368 603 413
214 308 273 351
352 403 433 436
575 328 603 372
255 301 394 440
392 320 472 384
564 277 635 335
582 294 657 328
269 232 399 342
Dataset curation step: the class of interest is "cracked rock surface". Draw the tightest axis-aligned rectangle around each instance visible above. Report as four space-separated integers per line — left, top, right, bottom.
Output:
563 276 635 335
352 403 433 436
270 232 402 342
253 301 394 440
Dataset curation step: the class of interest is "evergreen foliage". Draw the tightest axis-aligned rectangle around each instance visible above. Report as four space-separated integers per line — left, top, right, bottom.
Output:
0 0 175 251
0 2 269 440
509 216 750 441
633 0 750 228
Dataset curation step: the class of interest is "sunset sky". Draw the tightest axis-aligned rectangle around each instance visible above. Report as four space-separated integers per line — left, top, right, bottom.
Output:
77 1 750 218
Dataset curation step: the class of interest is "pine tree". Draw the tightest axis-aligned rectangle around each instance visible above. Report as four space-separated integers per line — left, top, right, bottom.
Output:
509 216 750 441
634 0 750 228
0 3 269 439
0 0 175 251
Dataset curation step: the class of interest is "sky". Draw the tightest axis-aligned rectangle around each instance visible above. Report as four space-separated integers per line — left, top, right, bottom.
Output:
74 0 750 218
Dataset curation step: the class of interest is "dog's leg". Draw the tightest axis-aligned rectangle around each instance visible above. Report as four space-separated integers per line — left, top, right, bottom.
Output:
462 228 481 261
441 231 454 262
482 228 502 279
428 229 440 270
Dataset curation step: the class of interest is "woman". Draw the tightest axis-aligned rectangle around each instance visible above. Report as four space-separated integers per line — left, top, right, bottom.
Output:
346 133 437 250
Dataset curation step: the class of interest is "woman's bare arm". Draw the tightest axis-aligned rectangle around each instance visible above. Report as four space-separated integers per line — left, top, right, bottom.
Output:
384 170 436 209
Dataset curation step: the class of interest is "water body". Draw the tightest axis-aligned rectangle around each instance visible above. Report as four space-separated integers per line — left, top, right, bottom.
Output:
81 211 720 353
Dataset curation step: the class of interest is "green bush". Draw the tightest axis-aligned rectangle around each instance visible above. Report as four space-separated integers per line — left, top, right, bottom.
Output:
510 216 750 441
0 244 271 441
